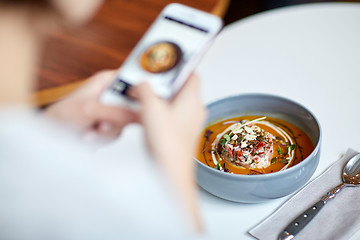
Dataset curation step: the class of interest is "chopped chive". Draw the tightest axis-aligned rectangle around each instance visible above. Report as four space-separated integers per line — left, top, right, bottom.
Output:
214 162 222 170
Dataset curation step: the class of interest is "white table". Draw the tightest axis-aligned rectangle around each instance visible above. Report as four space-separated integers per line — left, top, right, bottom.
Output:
196 3 360 239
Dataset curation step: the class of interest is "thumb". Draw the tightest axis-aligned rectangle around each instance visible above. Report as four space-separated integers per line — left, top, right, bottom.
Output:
132 82 165 111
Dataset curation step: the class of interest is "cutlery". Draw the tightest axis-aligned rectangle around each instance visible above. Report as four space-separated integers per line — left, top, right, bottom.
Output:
278 153 360 240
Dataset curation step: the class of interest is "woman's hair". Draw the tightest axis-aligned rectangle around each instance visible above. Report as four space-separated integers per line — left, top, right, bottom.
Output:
1 0 48 3
0 0 51 8
0 0 55 17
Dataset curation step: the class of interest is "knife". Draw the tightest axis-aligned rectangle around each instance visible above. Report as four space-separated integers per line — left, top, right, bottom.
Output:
278 200 325 240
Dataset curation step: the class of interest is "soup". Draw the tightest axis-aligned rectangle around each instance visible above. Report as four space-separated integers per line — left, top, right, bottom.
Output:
196 116 314 175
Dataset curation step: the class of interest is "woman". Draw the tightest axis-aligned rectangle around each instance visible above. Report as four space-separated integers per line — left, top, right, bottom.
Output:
0 0 206 239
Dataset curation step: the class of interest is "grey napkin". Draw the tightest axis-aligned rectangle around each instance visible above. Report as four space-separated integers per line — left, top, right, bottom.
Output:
249 148 360 240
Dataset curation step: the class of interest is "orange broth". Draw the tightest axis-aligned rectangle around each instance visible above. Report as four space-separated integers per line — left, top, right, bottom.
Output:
196 116 314 175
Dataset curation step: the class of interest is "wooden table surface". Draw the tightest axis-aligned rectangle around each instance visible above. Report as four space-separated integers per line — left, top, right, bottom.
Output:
35 0 229 106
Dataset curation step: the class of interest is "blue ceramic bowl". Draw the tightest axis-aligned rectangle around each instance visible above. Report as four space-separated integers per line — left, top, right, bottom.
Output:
195 94 321 203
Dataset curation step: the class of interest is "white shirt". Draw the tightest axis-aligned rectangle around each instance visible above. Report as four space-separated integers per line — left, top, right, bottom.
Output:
0 108 197 240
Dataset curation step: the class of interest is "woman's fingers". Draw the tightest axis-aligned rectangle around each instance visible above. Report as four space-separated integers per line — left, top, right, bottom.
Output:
84 100 139 125
132 81 166 111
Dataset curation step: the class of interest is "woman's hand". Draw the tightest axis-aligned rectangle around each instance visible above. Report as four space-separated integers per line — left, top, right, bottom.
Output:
44 70 138 141
133 75 206 232
135 75 206 162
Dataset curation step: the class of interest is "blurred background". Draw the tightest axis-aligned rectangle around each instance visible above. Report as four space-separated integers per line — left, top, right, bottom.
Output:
35 0 360 106
224 0 357 24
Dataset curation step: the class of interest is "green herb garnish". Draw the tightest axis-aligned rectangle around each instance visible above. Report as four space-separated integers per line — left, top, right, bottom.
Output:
277 146 283 155
290 144 296 150
219 139 227 146
214 162 222 170
271 157 277 164
220 134 231 146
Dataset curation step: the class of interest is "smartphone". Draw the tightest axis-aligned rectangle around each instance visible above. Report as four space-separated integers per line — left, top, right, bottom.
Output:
100 3 223 108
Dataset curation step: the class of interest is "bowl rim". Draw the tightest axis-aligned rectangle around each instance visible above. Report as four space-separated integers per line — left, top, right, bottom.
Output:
194 93 322 179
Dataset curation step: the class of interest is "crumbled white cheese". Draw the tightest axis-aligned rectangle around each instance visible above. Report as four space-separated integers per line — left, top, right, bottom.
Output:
231 123 243 134
244 126 253 134
231 134 238 140
244 134 257 141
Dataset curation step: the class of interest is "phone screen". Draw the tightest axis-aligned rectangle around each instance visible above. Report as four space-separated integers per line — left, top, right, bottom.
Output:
110 14 210 97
